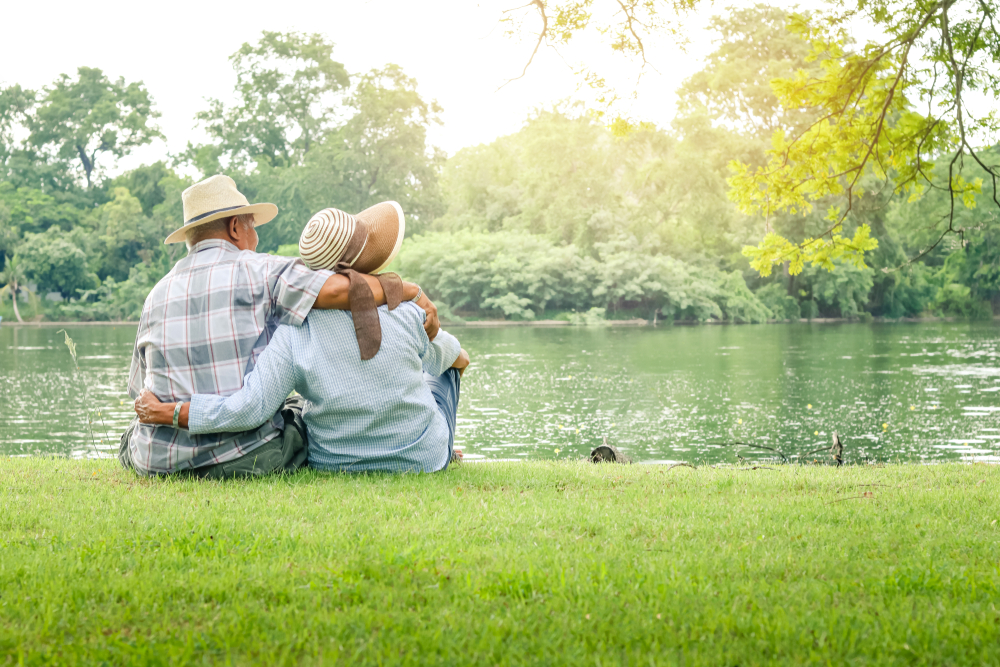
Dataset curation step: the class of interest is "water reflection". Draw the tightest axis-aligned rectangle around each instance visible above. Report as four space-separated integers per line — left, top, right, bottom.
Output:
0 326 136 459
2 322 999 464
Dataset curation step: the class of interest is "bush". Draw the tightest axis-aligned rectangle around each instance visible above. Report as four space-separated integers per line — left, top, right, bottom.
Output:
394 230 596 319
804 261 874 318
756 282 801 320
567 307 608 326
931 283 992 319
16 227 96 297
482 292 535 320
800 299 819 320
397 231 780 323
716 271 772 323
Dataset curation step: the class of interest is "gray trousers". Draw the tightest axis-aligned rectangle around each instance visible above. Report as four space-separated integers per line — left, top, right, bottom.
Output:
118 396 308 479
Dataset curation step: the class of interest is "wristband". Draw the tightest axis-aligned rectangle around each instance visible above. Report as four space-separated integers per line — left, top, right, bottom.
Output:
172 402 182 429
411 285 423 303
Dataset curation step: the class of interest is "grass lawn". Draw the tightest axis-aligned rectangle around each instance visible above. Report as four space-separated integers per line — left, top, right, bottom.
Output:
2 458 999 665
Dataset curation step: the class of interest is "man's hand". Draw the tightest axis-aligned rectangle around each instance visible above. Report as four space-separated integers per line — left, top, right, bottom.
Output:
135 389 189 428
416 291 440 341
452 348 470 377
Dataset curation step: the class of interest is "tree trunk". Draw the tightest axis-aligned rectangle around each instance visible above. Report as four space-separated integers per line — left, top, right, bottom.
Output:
11 282 23 323
77 144 94 188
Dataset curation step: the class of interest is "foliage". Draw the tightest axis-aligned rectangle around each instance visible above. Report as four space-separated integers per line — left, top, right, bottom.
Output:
246 65 446 250
930 282 991 318
62 258 172 321
501 1 1000 280
395 229 769 323
1 17 998 322
729 0 1000 274
0 253 25 322
715 270 774 323
436 108 757 264
565 306 608 325
15 226 95 297
323 65 445 228
0 181 82 238
90 187 172 282
0 84 34 175
675 4 820 143
755 282 800 320
27 67 162 188
110 161 182 216
394 230 596 319
482 292 537 321
191 31 350 169
801 260 875 319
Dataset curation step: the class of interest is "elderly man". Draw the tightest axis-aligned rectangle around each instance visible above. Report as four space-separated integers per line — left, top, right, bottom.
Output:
134 202 468 474
120 175 438 478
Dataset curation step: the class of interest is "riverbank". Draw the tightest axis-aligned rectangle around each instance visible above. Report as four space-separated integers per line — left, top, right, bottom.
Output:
2 459 998 665
0 315 988 328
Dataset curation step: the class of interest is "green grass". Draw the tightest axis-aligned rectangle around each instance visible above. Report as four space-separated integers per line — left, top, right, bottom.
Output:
2 458 999 665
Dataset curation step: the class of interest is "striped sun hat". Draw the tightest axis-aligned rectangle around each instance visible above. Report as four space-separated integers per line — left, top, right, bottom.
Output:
299 201 405 274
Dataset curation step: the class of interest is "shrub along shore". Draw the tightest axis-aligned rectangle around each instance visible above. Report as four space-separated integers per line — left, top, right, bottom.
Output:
2 458 999 665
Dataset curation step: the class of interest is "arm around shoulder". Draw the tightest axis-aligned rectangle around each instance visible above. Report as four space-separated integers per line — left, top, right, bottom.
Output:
188 329 298 434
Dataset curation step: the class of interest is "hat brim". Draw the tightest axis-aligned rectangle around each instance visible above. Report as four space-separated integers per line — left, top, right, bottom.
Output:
164 203 278 245
356 201 406 274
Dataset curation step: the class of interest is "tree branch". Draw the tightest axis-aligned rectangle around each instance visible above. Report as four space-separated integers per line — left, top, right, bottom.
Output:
499 0 549 90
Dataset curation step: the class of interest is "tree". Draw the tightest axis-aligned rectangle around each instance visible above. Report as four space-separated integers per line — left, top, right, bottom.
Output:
111 161 179 216
91 187 169 282
193 32 350 169
0 254 25 322
675 4 819 143
327 65 445 224
502 0 1000 275
0 85 34 176
0 181 82 236
0 85 79 195
28 67 161 188
436 108 625 247
16 226 95 297
246 64 445 249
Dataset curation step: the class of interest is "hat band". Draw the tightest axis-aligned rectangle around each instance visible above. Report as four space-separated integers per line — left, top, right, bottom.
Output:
185 204 246 225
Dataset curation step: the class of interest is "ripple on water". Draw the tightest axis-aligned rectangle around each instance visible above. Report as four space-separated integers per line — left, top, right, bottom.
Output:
4 321 1000 464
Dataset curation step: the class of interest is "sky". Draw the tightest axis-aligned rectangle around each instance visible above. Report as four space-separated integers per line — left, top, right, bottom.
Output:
1 0 819 176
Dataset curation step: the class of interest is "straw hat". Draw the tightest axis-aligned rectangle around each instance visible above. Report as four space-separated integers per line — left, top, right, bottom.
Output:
299 202 405 274
164 175 278 245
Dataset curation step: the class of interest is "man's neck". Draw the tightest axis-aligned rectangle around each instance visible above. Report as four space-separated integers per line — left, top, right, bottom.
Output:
188 235 243 252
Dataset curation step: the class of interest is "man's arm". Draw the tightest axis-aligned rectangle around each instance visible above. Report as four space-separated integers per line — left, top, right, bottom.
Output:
314 274 440 340
268 255 440 340
134 329 296 434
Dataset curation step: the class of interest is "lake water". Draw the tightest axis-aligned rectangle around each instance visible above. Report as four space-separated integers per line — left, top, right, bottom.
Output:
1 322 999 465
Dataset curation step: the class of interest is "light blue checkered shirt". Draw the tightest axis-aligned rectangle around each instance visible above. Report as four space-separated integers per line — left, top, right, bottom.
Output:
187 302 461 473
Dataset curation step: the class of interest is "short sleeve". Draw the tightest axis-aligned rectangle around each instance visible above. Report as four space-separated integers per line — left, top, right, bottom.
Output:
264 255 332 327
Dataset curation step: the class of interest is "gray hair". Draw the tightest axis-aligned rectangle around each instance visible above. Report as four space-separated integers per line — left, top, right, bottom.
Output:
185 213 255 249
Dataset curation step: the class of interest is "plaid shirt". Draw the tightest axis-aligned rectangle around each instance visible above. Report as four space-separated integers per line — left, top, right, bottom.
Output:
126 239 331 474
